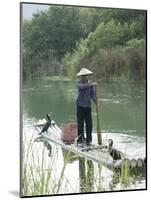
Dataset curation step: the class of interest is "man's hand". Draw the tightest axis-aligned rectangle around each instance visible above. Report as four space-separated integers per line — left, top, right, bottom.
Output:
92 82 98 86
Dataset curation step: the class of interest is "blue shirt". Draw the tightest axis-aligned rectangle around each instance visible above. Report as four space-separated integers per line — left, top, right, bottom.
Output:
76 80 96 108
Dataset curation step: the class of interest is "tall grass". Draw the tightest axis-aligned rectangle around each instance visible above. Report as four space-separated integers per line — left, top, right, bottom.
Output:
21 132 145 196
21 133 73 196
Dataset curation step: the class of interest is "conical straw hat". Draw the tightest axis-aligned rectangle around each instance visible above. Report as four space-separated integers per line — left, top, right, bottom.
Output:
76 67 93 76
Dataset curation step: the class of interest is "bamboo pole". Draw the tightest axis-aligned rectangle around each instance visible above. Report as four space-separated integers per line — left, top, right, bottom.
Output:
95 84 102 145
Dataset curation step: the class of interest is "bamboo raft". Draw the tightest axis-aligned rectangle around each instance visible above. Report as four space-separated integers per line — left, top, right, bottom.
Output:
34 119 146 171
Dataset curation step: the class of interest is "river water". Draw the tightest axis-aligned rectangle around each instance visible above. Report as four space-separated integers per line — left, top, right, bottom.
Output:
22 79 146 196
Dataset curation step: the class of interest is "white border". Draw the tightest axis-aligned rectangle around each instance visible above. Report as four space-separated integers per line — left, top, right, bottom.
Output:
0 0 150 199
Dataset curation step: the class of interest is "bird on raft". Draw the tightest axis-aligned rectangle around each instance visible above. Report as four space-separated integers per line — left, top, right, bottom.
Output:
39 113 52 135
108 139 122 161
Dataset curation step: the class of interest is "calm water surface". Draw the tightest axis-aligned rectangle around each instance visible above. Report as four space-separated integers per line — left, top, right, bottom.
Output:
23 79 146 136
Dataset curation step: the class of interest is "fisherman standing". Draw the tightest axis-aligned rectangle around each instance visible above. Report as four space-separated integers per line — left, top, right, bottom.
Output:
76 68 97 146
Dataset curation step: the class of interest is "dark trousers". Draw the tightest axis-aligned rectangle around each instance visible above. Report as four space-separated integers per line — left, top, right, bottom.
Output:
77 106 92 144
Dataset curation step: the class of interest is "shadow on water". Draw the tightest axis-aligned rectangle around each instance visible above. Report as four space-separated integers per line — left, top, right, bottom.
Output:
79 157 94 193
43 140 52 157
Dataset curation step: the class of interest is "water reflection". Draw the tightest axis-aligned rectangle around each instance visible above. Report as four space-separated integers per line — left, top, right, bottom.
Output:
32 134 146 193
109 158 146 190
23 80 146 137
61 148 95 192
61 147 146 192
62 148 79 163
79 157 94 193
34 137 53 157
43 140 52 157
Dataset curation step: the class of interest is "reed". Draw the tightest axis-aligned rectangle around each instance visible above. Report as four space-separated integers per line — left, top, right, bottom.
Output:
109 144 146 190
21 133 72 196
21 133 145 196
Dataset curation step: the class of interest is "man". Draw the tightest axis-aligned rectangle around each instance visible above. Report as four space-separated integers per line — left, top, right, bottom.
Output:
76 67 97 147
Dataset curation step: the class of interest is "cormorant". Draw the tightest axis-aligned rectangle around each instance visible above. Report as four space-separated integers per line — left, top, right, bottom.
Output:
108 139 121 161
39 113 52 135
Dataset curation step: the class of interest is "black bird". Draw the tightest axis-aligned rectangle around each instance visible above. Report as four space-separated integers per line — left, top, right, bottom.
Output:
39 113 52 135
108 139 121 161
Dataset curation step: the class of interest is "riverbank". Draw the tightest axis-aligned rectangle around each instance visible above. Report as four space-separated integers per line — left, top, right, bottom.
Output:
23 75 146 84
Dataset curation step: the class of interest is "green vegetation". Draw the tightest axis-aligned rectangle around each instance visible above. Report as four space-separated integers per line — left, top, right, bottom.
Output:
40 75 71 81
22 132 145 195
21 134 73 196
22 6 146 82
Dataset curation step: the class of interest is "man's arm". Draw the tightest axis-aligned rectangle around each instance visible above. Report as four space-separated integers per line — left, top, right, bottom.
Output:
77 81 92 90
